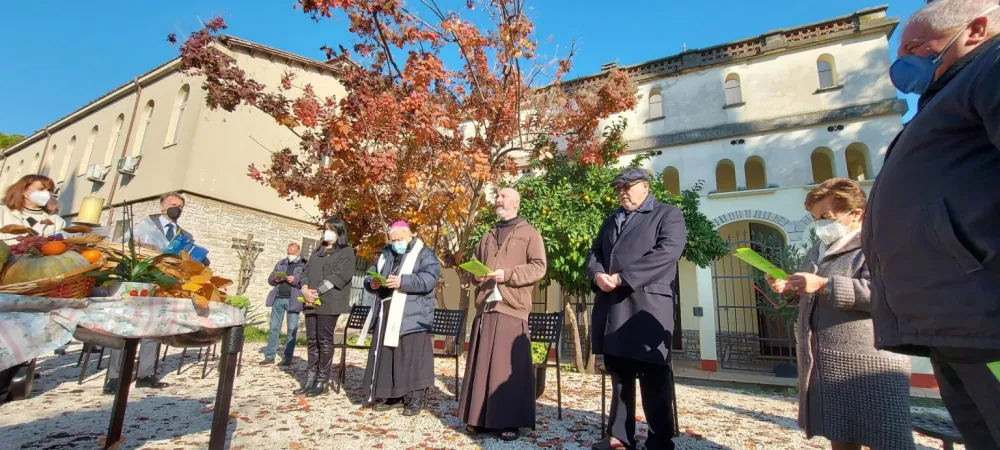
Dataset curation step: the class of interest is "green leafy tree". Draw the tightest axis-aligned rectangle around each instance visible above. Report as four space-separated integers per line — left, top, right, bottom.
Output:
472 118 728 372
0 133 25 150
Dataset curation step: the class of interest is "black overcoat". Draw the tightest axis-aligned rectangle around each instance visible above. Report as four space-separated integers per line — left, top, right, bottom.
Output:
586 197 686 366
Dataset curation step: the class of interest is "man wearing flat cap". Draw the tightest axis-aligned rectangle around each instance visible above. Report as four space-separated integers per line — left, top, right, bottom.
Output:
587 167 686 450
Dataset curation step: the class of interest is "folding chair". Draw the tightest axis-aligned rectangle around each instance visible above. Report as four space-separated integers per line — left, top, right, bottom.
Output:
599 360 679 438
428 308 467 400
337 305 372 392
527 311 564 420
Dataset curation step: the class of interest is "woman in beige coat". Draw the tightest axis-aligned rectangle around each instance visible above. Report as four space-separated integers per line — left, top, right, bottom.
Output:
766 178 914 450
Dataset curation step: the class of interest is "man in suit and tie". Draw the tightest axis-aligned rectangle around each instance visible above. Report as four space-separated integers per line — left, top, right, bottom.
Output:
587 168 686 450
104 192 205 394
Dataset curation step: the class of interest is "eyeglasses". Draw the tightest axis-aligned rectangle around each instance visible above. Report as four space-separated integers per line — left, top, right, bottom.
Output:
615 181 643 193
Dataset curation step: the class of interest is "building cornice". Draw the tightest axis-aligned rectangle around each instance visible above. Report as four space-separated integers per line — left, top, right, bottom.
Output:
560 6 897 90
627 99 907 153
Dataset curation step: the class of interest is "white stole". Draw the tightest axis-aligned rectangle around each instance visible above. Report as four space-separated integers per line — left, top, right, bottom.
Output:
358 238 424 348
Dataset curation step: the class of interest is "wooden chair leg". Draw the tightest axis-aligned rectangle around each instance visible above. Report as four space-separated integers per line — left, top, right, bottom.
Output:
78 346 93 385
197 347 203 361
96 347 106 370
162 345 170 362
77 343 89 367
177 349 187 375
202 346 211 379
153 344 161 378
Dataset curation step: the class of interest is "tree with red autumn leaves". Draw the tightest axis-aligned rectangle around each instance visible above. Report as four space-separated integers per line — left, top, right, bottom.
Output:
174 1 637 313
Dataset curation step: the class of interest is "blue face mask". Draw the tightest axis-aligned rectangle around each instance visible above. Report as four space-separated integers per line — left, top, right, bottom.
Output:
891 5 999 95
391 240 408 254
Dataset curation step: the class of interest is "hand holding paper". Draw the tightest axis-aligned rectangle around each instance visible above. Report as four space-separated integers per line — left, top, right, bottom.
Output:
367 270 387 284
459 258 492 277
733 248 789 280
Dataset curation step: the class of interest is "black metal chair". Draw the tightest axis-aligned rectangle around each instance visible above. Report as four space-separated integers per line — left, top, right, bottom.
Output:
913 415 963 450
599 359 679 438
77 343 106 384
429 308 468 400
337 305 372 392
527 311 564 420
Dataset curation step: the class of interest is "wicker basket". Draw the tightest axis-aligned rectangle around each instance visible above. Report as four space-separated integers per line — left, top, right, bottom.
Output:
0 258 104 298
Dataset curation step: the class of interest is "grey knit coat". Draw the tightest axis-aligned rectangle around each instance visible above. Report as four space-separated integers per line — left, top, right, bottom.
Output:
794 232 915 450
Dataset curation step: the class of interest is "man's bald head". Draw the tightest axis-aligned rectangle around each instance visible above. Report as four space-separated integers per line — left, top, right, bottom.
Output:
495 188 521 221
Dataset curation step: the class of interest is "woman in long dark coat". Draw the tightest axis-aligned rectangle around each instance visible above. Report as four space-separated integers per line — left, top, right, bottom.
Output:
361 221 439 416
766 178 914 450
298 217 356 397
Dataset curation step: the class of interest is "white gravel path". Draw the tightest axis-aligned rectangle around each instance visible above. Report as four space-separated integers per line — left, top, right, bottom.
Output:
0 342 958 449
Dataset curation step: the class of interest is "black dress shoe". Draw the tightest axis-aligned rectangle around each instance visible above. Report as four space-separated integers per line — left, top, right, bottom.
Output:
304 381 328 397
135 377 168 389
402 399 423 416
371 398 403 411
103 379 118 395
279 357 292 367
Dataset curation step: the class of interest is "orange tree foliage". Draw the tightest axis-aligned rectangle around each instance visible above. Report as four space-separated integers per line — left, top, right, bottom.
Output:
174 1 636 271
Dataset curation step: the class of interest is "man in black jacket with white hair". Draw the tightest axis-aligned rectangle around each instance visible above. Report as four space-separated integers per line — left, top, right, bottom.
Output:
587 167 686 450
863 0 1000 446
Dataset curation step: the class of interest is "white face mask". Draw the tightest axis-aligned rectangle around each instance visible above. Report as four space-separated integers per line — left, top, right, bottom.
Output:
27 190 51 208
814 214 852 245
287 254 299 262
323 230 337 243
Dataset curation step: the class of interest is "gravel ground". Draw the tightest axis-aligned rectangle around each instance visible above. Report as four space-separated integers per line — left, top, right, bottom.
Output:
0 342 958 449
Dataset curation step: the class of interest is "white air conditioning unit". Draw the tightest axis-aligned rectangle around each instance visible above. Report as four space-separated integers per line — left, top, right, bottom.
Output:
86 164 111 183
116 156 141 175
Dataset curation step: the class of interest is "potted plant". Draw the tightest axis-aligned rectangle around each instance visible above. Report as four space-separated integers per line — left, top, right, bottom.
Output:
532 342 549 399
86 204 178 297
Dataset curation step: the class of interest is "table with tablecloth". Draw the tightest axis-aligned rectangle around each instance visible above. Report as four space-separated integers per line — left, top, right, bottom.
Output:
0 295 246 449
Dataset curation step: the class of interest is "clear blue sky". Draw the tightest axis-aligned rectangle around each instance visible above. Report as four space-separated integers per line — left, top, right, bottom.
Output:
0 0 925 136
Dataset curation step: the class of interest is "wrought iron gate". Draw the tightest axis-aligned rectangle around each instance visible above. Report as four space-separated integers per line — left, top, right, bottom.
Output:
713 228 797 372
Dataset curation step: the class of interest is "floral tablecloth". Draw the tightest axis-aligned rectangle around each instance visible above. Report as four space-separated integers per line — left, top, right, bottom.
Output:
0 296 245 371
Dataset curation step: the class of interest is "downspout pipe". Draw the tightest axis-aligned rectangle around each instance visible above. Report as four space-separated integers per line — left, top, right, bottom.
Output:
36 126 52 174
104 77 143 227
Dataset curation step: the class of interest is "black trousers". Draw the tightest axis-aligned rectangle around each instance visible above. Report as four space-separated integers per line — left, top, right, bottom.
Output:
604 354 675 450
930 348 1000 450
305 314 338 382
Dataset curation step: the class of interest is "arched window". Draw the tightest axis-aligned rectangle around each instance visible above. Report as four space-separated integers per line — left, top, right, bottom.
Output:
724 74 743 106
715 159 737 193
58 136 76 181
845 143 871 181
0 166 10 190
165 85 190 146
131 100 155 156
648 88 663 120
104 114 125 165
745 156 767 190
42 146 55 175
78 126 98 175
817 54 838 89
810 147 835 184
662 166 680 195
16 158 26 179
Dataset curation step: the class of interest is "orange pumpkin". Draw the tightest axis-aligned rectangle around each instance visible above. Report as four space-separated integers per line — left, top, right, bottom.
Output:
40 241 67 256
80 249 102 264
1 251 90 285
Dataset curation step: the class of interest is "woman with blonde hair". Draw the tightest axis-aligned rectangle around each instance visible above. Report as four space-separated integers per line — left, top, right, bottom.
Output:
765 178 914 450
0 174 66 241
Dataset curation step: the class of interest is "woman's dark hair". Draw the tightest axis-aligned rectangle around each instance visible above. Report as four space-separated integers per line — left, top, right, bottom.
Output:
324 217 350 248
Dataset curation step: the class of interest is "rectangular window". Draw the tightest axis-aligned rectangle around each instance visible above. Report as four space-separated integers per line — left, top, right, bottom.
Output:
301 237 319 259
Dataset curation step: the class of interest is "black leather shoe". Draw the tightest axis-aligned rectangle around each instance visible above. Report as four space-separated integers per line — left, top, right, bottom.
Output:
293 374 316 395
135 377 168 389
279 357 292 367
305 381 328 397
402 398 423 416
260 357 275 365
372 398 403 411
103 379 118 395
